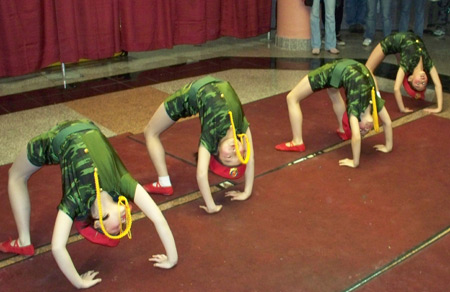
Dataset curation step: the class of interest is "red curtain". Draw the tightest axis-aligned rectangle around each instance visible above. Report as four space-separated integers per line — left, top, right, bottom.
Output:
221 0 272 38
54 0 121 63
0 0 271 78
171 0 222 45
119 0 174 52
0 0 59 77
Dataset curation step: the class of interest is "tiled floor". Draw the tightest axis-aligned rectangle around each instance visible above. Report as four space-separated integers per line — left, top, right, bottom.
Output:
0 30 449 291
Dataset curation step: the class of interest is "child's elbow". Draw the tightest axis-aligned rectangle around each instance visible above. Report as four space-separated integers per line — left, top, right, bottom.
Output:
51 242 65 257
352 134 362 144
151 213 168 227
382 118 392 128
196 168 208 182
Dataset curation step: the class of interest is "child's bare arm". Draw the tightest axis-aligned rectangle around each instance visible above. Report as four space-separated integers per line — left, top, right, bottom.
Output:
374 106 393 153
425 66 443 113
52 210 102 289
134 184 178 268
394 69 412 113
339 115 361 168
197 145 222 214
225 127 255 201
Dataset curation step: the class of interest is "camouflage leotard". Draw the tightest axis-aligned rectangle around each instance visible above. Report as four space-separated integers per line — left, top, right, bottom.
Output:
164 77 249 154
308 59 385 120
380 32 434 75
27 120 137 219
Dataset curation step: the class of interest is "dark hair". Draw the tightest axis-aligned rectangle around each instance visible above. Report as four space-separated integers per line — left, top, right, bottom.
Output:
80 214 95 228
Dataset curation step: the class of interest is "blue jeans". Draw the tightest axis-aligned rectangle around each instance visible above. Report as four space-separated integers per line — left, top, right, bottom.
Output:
310 0 336 50
364 0 393 40
345 0 367 26
398 0 426 37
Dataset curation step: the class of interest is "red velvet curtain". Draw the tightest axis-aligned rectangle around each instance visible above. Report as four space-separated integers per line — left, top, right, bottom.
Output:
119 0 174 52
54 0 121 63
172 0 222 45
0 0 59 77
0 0 271 78
0 0 120 77
120 0 272 51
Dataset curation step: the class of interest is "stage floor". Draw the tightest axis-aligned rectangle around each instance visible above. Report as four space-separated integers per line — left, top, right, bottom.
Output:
1 87 449 292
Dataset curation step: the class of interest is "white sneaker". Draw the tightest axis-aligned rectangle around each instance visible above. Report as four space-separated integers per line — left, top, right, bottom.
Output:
336 35 346 46
362 38 372 46
434 29 445 36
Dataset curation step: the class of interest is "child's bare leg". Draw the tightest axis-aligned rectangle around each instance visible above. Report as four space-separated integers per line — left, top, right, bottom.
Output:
327 88 346 132
8 147 41 246
144 103 176 177
286 76 314 145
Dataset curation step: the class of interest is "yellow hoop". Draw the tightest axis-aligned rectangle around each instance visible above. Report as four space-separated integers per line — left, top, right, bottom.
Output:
371 88 380 133
228 111 251 164
94 168 132 240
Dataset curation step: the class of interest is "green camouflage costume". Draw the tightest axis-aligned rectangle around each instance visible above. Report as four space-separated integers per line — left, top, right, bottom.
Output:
164 76 249 154
380 32 434 75
308 59 385 120
27 120 137 219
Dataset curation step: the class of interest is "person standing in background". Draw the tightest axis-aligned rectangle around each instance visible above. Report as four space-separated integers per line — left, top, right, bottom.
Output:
310 0 340 55
322 0 346 46
363 0 393 46
345 0 366 33
433 0 450 36
398 0 426 37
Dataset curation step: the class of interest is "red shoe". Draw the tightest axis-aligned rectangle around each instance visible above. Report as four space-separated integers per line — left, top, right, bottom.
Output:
144 182 174 196
0 238 35 256
275 141 306 152
336 129 351 141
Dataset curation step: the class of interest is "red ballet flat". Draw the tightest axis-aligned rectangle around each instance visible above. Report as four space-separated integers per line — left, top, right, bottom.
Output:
275 141 306 152
336 129 351 141
144 182 174 196
0 238 35 256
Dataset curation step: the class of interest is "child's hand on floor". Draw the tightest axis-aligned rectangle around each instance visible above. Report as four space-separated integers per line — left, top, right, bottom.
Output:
149 254 176 269
79 270 102 289
225 190 251 201
373 144 391 153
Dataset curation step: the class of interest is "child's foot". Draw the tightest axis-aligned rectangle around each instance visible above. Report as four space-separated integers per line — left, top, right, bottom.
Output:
275 141 306 152
0 238 35 256
336 129 351 141
144 182 174 195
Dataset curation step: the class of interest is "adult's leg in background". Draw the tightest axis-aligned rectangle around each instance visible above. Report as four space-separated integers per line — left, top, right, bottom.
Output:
398 0 412 33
